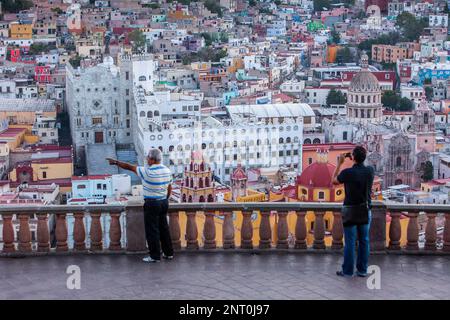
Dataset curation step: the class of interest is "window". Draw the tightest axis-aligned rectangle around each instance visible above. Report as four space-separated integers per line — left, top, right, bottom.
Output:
77 184 86 189
125 72 129 80
97 183 102 189
92 117 102 125
139 76 146 81
126 119 130 128
343 131 348 140
318 191 325 200
42 171 47 179
126 89 130 96
126 100 130 115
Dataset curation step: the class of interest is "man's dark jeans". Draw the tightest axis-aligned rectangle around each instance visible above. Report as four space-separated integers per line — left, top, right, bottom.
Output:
342 211 371 276
143 199 174 260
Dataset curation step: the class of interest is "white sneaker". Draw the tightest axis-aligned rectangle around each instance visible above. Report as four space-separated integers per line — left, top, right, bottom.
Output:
142 256 160 263
162 253 174 260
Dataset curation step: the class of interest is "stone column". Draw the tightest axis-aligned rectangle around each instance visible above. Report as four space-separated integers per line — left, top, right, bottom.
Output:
186 211 199 249
240 211 253 249
276 211 289 249
73 212 86 251
295 211 307 249
259 211 271 249
36 213 50 252
2 214 15 253
425 213 437 251
169 211 181 250
331 211 343 250
313 211 325 249
203 211 216 249
370 205 387 252
109 212 122 251
55 213 68 252
18 214 32 253
89 212 103 251
388 211 402 250
125 204 147 252
222 211 235 249
406 212 419 251
444 213 450 252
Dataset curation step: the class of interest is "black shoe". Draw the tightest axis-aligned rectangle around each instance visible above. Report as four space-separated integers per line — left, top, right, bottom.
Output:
336 271 353 277
356 271 368 277
162 253 174 260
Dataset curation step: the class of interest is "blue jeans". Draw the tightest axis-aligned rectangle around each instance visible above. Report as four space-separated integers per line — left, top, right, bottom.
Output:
342 212 371 276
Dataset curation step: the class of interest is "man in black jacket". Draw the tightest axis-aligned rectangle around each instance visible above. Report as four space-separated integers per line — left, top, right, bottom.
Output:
332 146 375 277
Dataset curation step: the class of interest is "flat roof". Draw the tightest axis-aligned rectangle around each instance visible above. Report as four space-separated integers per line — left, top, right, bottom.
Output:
0 99 56 112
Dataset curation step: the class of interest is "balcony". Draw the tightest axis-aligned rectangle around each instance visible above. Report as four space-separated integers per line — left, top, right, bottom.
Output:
1 202 450 299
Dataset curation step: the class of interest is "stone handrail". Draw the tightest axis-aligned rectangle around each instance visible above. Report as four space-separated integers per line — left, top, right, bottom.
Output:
0 201 449 255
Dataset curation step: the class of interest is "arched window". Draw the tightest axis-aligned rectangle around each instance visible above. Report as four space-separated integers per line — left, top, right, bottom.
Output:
304 138 311 144
182 194 186 202
147 111 153 118
169 145 174 152
279 138 284 144
367 96 371 103
188 195 193 203
199 195 205 202
207 194 214 202
199 178 204 188
313 138 321 144
139 111 145 117
424 113 429 124
205 176 210 187
190 178 194 187
361 96 365 103
185 177 189 186
396 156 402 167
154 110 160 117
286 137 291 143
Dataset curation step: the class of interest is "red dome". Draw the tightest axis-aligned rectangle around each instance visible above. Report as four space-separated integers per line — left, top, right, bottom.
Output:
297 162 336 188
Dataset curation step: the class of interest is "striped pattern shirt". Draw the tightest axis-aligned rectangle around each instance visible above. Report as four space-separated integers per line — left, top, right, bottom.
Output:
137 164 172 200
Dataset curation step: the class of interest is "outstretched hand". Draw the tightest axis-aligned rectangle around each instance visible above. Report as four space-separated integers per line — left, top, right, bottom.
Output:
106 158 118 165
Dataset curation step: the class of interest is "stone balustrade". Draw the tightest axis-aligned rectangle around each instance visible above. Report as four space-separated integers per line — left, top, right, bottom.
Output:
1 202 449 256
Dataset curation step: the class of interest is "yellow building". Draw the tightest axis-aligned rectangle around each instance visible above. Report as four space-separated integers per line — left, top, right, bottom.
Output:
180 151 215 203
10 22 33 39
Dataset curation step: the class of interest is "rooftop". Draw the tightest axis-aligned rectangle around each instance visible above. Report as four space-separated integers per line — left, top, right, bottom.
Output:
0 99 56 112
1 254 449 299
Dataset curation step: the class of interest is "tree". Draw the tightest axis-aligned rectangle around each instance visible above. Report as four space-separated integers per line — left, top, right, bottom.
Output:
2 0 33 13
398 97 414 111
128 30 146 54
201 32 212 46
425 86 433 101
382 90 400 109
330 30 340 45
396 12 427 42
249 0 257 7
51 7 63 14
69 55 82 68
313 0 331 12
326 89 347 106
420 161 434 182
274 0 282 5
335 47 354 63
29 43 50 55
204 0 223 17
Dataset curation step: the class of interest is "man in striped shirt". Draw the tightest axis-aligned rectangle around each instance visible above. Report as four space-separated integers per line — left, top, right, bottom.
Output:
107 148 174 263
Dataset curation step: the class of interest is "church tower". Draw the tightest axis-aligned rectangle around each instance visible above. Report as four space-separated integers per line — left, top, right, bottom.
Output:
413 96 436 153
231 164 248 201
346 53 383 124
180 151 215 203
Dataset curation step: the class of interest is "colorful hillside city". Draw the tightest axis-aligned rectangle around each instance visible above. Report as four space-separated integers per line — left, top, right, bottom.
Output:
0 0 450 249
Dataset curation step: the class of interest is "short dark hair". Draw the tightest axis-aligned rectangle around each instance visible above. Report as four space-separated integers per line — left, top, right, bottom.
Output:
352 146 367 164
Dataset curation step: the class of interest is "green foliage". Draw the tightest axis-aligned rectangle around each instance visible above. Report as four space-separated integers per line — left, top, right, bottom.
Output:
2 0 33 13
382 91 414 111
326 89 347 106
313 0 331 12
201 32 229 47
335 47 354 63
128 29 147 54
28 43 52 55
69 55 82 68
182 48 227 65
142 3 160 9
274 0 282 5
249 0 257 7
420 161 434 182
204 0 223 17
425 86 433 101
396 12 428 42
51 7 63 14
330 30 340 45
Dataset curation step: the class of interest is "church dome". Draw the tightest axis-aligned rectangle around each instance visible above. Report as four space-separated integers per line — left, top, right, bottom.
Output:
296 162 336 188
349 70 380 92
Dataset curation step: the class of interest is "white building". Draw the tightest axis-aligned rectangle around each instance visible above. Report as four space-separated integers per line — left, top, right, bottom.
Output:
429 14 449 28
31 112 58 145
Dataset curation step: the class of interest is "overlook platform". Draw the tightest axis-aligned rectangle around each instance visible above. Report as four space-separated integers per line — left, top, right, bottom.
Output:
1 253 450 300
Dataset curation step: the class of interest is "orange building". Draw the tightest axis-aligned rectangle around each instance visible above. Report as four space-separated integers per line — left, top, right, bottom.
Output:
303 143 355 170
372 44 408 64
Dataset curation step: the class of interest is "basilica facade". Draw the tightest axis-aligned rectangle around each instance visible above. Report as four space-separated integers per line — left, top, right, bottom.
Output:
323 54 437 188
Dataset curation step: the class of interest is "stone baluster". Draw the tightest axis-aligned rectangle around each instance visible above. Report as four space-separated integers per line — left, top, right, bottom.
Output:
2 214 15 253
276 211 289 249
313 211 325 249
406 212 419 251
36 213 50 252
222 211 235 249
425 213 437 251
259 211 272 249
73 212 86 251
18 214 32 253
203 211 216 249
443 213 450 252
388 212 401 250
240 211 254 249
55 213 68 252
186 211 199 249
109 212 122 251
169 211 181 250
295 211 307 249
90 212 103 251
331 211 343 250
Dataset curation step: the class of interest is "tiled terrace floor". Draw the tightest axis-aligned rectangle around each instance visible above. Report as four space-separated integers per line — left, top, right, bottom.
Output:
1 253 450 300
